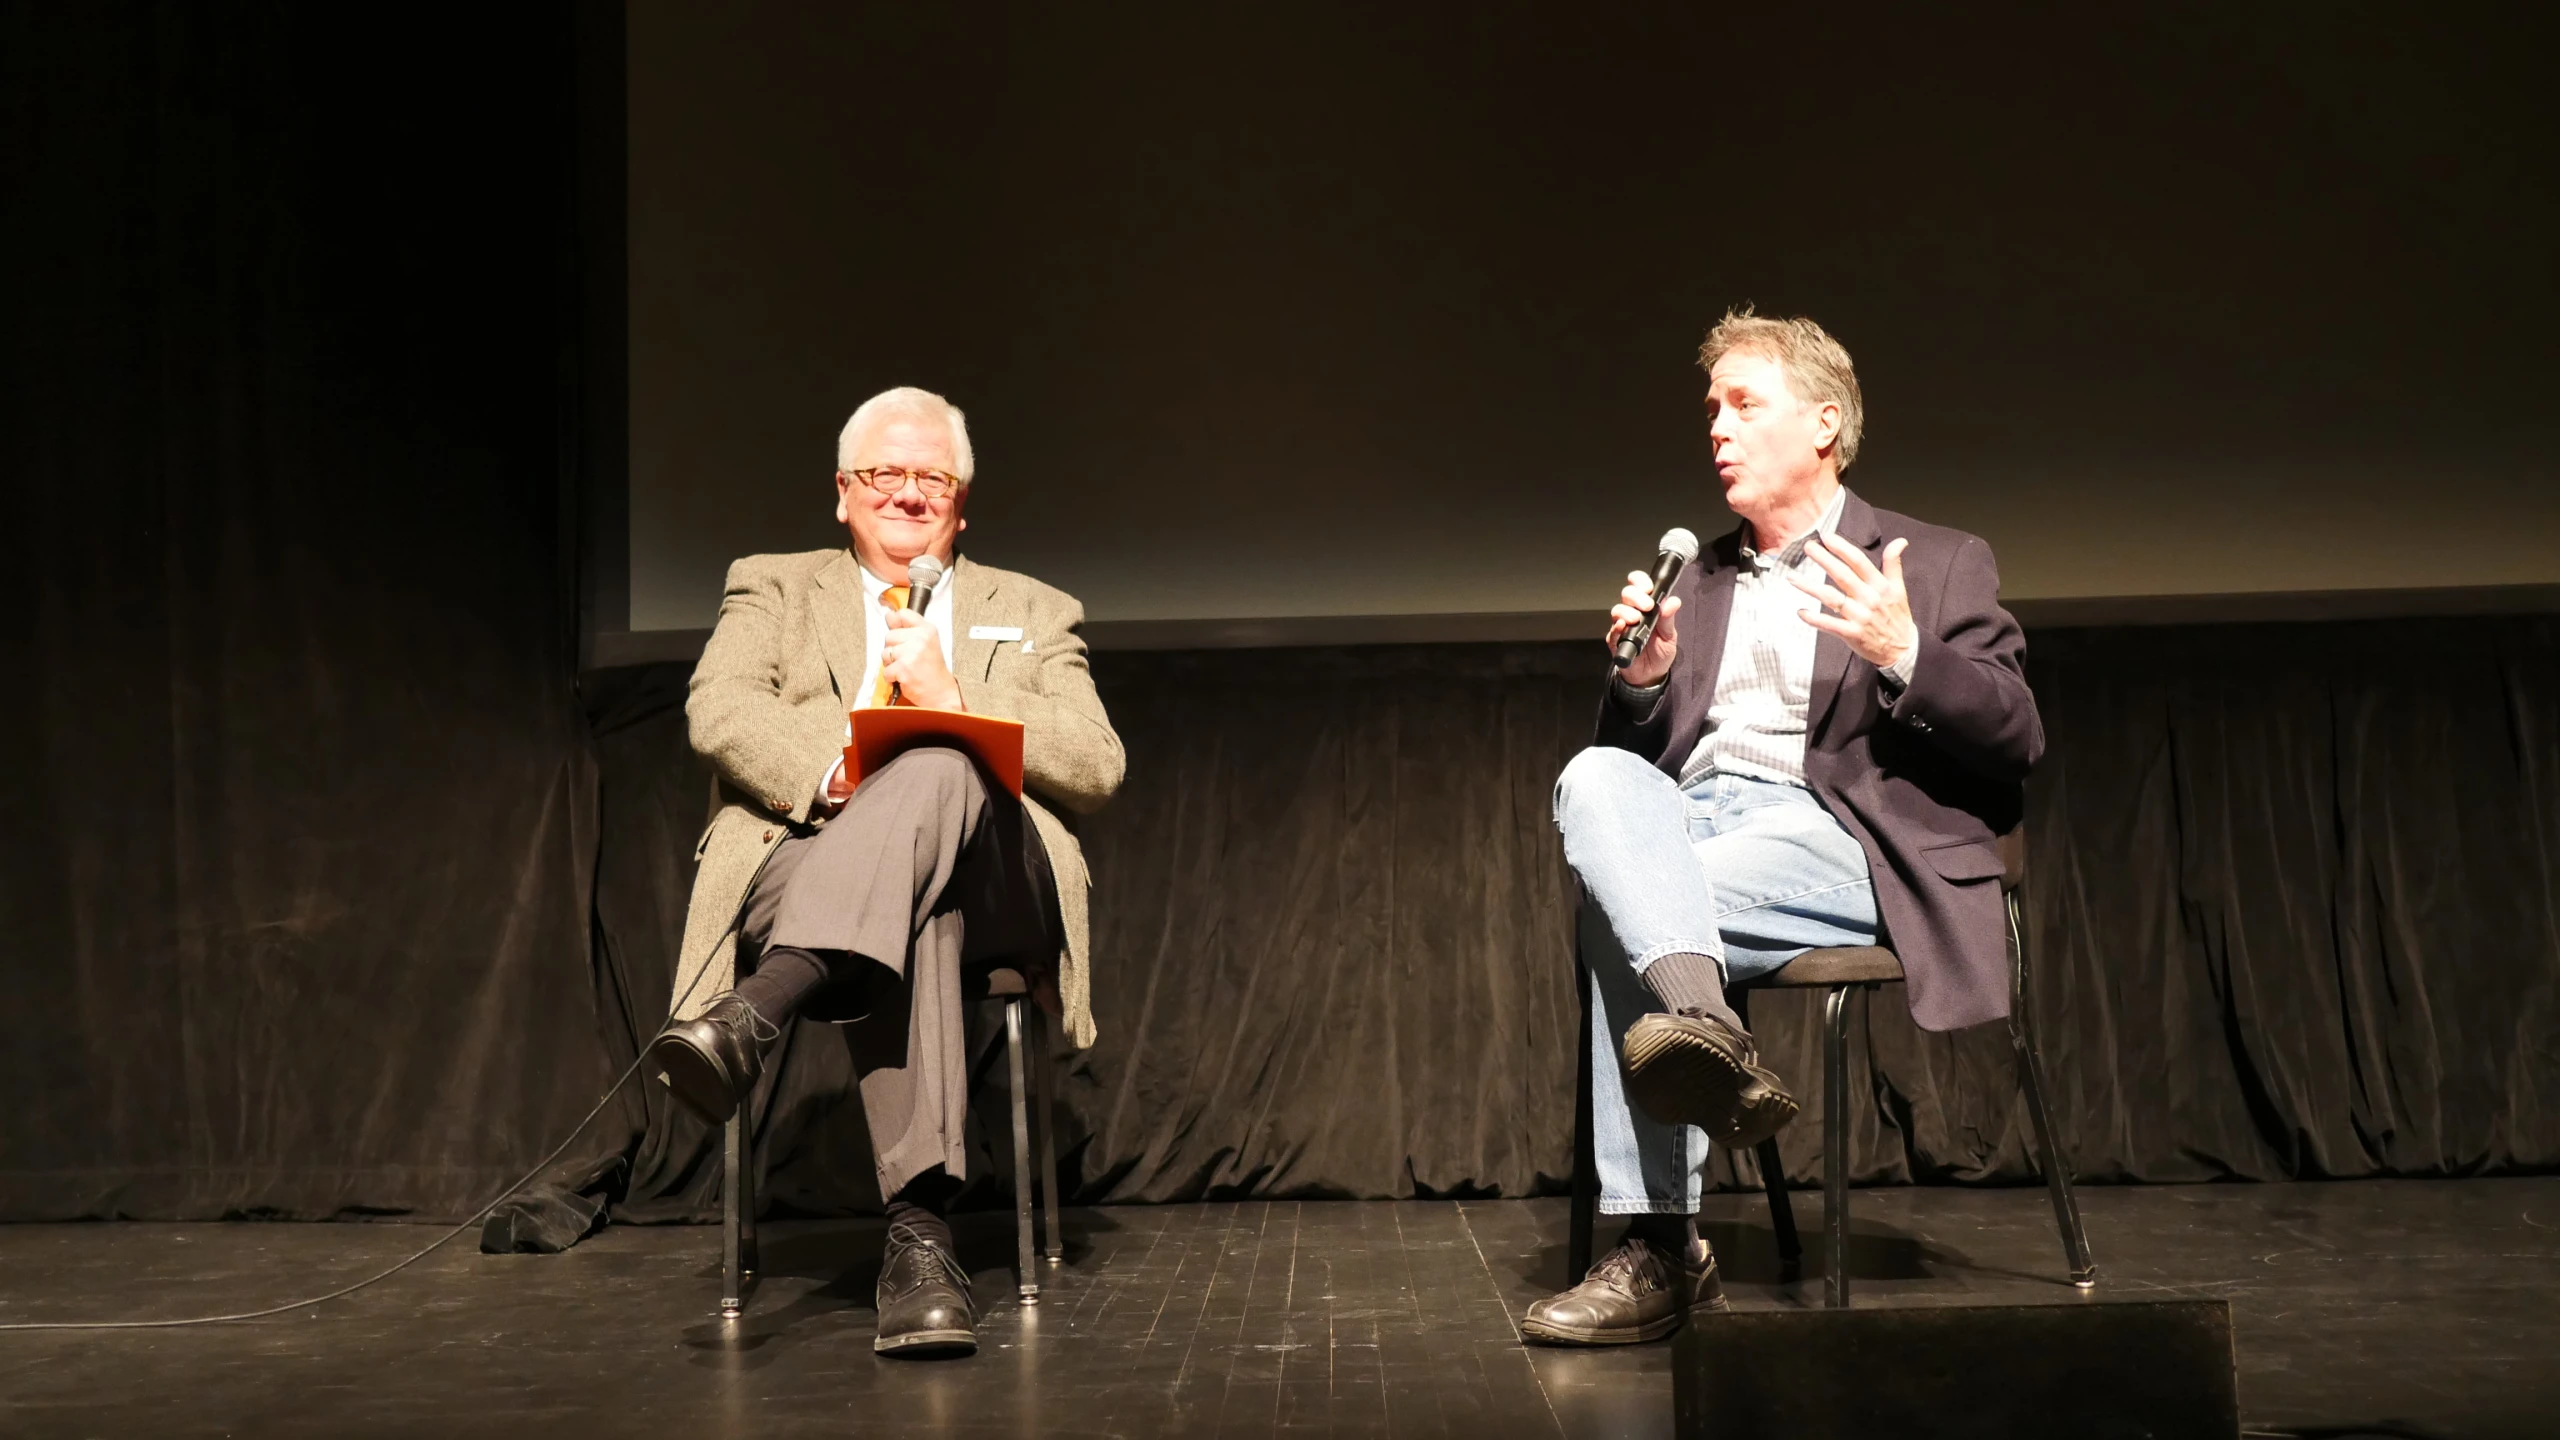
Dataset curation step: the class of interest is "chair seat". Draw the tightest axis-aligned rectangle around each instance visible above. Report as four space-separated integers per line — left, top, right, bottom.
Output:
1758 946 1905 987
969 966 1031 999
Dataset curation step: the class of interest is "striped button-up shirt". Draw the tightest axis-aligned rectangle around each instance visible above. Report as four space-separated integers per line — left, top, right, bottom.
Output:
1619 487 1914 790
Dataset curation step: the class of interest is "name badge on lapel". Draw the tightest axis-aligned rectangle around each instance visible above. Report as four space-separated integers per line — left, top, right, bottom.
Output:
969 625 1025 643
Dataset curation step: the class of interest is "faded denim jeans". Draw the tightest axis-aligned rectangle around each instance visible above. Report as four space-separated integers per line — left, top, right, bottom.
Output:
1553 746 1878 1214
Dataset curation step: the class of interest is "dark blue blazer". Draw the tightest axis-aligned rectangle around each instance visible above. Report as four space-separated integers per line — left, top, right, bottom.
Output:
1594 489 2042 1031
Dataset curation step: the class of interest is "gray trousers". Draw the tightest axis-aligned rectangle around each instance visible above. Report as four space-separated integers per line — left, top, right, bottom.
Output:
739 746 1062 1201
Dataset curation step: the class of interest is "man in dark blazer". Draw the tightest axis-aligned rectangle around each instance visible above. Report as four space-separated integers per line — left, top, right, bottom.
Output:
1521 310 2042 1346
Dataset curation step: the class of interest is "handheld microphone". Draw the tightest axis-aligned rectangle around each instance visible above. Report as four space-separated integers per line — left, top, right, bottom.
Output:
1611 527 1700 670
902 554 946 616
886 555 947 706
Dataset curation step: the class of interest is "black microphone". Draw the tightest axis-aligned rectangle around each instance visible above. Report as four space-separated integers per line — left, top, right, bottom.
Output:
886 555 947 706
902 554 946 616
1611 527 1700 670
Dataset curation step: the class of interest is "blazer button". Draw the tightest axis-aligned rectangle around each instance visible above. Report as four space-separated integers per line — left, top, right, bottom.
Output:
762 829 776 842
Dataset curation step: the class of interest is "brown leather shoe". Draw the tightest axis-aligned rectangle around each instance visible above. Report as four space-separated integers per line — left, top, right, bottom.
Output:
1519 1237 1727 1346
1622 1007 1800 1146
645 993 774 1124
873 1224 979 1358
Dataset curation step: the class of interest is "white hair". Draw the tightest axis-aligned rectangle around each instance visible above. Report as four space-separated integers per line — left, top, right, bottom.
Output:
836 386 975 484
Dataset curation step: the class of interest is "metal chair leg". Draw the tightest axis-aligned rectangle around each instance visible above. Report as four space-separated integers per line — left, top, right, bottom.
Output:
1754 1137 1801 1274
1005 999 1040 1304
1567 953 1597 1286
737 1101 759 1277
1030 1008 1064 1264
1733 990 1802 1276
719 1113 745 1318
2009 892 2096 1288
1822 984 1852 1309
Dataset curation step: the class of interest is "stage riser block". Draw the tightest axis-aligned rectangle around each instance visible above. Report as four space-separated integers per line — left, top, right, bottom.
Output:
1674 1299 2238 1440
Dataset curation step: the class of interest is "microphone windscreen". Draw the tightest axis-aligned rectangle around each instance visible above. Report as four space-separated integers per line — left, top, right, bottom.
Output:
904 555 946 597
1658 527 1701 564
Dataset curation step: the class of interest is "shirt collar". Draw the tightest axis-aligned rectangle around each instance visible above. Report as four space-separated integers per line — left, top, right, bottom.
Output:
857 557 951 603
1741 486 1847 571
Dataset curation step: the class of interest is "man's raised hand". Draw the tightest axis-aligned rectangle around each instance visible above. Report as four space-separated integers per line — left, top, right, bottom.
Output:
1608 570 1682 687
1793 534 1918 669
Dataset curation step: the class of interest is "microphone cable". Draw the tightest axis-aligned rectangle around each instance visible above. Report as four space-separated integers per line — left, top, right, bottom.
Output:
0 1051 652 1331
0 838 783 1332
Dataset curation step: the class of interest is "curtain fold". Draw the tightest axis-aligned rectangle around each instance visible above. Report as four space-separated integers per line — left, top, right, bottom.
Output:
601 619 2560 1216
2 5 616 1222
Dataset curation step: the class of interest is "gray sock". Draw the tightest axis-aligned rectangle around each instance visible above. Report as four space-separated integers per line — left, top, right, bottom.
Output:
1640 951 1745 1032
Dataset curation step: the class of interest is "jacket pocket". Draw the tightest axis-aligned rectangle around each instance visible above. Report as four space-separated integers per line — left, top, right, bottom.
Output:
1923 839 2006 883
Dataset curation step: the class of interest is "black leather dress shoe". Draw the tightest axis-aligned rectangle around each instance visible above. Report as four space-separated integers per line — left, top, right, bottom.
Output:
874 1224 978 1357
1622 1007 1799 1146
1519 1237 1727 1346
645 993 773 1124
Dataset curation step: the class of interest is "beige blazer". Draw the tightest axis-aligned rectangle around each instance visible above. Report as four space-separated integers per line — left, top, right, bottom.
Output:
669 550 1126 1047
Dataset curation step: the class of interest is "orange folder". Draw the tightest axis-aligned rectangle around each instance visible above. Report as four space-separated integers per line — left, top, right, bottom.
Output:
845 706 1026 799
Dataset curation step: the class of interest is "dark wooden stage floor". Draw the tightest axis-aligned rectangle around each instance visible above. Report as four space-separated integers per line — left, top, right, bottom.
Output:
3 1179 2554 1438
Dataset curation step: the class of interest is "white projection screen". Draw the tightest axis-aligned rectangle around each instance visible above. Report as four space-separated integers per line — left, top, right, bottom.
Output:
623 4 2558 643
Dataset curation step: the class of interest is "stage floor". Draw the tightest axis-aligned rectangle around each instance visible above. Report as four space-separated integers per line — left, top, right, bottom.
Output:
2 1179 2553 1438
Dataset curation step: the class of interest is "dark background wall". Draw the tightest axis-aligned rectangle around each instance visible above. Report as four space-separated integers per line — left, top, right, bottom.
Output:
624 1 2560 630
6 5 2557 1228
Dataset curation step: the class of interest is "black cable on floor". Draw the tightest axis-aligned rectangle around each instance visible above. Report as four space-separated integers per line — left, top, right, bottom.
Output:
0 1054 649 1331
4 864 773 1333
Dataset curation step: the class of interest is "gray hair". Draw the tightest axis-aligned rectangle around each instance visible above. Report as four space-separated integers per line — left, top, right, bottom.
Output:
837 386 976 484
1697 307 1865 472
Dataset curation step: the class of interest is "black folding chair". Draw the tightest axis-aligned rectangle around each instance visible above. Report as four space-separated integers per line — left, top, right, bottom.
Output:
1567 827 2096 1308
716 965 1065 1318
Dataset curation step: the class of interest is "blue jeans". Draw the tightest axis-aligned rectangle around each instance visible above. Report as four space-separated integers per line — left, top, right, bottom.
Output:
1553 746 1879 1214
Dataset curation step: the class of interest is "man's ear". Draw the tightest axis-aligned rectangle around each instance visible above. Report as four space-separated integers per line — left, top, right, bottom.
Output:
833 471 853 525
1811 400 1843 456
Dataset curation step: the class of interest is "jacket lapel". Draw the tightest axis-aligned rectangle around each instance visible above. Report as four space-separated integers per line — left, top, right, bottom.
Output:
812 549 867 704
1679 530 1742 705
951 556 1006 683
1807 490 1885 743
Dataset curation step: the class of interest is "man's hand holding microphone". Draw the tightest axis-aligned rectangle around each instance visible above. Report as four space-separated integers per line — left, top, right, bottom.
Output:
1606 527 1699 688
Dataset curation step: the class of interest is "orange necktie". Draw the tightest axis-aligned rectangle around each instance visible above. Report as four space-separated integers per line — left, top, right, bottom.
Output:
872 586 909 708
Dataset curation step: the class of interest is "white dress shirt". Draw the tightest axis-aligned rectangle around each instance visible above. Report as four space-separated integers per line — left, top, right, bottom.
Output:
812 560 961 812
1620 487 1917 791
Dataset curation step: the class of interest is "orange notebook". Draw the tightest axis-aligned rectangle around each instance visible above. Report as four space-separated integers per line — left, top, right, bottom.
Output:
845 706 1026 799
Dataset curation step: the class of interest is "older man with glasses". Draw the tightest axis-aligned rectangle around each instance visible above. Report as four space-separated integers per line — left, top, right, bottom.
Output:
646 386 1125 1359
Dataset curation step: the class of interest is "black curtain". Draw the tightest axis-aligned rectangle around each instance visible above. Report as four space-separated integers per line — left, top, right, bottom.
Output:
600 618 2560 1219
1 6 624 1221
9 6 2557 1231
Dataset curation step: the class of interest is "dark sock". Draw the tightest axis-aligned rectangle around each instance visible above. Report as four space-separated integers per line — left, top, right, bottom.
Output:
1623 1212 1700 1257
885 1169 962 1253
733 945 834 1027
1642 951 1745 1032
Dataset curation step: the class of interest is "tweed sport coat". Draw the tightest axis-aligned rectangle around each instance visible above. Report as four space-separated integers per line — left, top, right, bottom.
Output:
1594 490 2043 1032
670 550 1126 1048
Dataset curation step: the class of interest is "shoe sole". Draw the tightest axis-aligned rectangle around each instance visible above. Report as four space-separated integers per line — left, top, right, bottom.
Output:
647 1031 741 1125
1518 1310 1684 1346
875 1328 978 1357
1622 1017 1800 1147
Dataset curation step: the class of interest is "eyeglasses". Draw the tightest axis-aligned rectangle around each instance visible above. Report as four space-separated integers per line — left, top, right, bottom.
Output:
843 466 962 499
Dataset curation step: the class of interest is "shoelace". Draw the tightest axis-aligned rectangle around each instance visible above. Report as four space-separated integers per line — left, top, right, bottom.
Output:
1587 1239 1663 1294
728 996 783 1045
883 1222 975 1294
